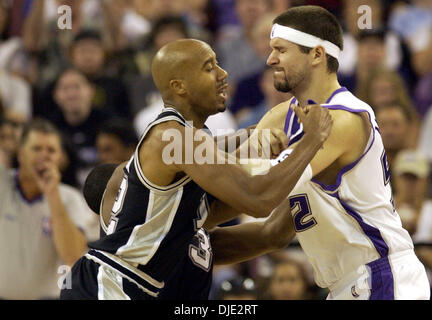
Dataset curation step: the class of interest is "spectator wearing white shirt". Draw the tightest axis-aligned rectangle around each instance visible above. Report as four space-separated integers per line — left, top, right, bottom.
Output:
0 119 98 299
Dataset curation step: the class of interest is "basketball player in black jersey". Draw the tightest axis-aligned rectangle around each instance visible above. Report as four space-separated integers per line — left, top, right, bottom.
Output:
68 162 297 299
60 39 332 300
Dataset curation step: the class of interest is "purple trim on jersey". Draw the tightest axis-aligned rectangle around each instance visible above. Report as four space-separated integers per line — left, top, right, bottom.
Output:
367 256 395 300
333 193 389 258
284 98 297 135
326 87 348 103
14 170 43 205
310 105 375 193
288 131 305 147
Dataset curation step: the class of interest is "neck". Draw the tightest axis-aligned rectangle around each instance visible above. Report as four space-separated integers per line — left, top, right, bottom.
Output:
292 72 341 106
17 170 41 201
164 100 208 129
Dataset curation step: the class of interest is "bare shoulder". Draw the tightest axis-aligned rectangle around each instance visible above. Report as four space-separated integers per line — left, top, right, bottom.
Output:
328 109 367 135
255 97 294 130
139 120 185 153
327 109 370 155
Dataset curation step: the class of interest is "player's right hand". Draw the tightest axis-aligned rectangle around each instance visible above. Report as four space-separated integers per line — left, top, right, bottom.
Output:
293 104 333 144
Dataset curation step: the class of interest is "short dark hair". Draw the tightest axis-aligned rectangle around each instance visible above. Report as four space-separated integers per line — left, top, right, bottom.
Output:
73 29 103 45
149 16 188 45
83 163 118 214
356 28 386 42
53 67 92 91
273 5 343 73
97 119 139 148
19 118 61 146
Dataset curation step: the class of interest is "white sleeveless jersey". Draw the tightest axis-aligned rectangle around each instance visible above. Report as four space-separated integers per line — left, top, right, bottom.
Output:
276 89 414 289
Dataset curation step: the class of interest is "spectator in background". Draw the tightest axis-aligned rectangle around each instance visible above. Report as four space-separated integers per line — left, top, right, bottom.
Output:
357 67 420 147
0 0 31 124
229 13 276 117
51 68 111 187
338 28 388 93
22 0 123 89
237 67 290 128
338 0 403 87
127 15 189 117
69 30 131 120
376 103 414 174
389 0 432 79
265 259 313 300
0 69 32 124
95 118 138 165
0 119 97 299
0 1 30 76
215 0 270 96
393 150 432 240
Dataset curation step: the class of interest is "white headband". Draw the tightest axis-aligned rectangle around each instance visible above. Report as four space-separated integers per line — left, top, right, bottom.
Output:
270 23 341 60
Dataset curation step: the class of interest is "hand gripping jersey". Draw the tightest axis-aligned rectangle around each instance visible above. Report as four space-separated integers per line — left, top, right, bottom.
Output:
86 108 214 299
275 88 429 299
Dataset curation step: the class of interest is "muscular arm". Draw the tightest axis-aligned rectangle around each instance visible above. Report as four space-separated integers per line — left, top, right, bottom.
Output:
202 200 241 230
256 105 369 179
175 123 325 217
210 197 295 265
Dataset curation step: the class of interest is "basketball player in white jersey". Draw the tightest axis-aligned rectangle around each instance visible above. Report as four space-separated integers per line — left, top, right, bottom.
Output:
255 6 430 299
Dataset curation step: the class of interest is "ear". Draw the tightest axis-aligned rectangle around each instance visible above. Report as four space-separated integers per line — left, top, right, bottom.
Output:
311 46 325 67
169 79 187 96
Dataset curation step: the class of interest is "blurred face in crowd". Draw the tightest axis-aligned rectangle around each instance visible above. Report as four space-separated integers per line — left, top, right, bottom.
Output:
18 131 62 181
357 36 386 71
54 70 94 126
154 25 187 50
269 261 307 300
343 0 383 35
235 0 269 31
376 106 410 152
395 173 428 204
71 39 106 77
369 76 397 109
96 133 135 164
251 14 274 60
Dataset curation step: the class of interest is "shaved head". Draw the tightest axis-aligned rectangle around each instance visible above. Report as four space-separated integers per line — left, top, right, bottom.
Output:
151 39 211 99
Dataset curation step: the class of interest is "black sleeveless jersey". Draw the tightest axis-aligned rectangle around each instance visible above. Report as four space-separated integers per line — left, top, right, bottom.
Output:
88 108 215 298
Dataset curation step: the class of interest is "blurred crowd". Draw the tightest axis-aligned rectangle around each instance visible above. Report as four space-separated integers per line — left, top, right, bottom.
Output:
0 0 431 300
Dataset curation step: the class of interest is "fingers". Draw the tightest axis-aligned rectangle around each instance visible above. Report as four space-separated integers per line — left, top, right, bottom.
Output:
292 105 306 124
271 128 289 149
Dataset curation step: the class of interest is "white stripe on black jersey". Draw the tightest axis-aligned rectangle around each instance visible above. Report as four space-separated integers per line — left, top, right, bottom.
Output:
88 108 215 294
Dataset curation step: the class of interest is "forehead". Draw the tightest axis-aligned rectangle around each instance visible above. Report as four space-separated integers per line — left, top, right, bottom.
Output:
196 43 216 64
24 131 62 147
58 71 87 86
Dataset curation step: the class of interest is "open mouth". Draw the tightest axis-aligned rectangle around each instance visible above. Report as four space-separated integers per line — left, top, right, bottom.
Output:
217 83 228 102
